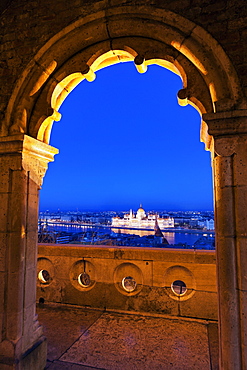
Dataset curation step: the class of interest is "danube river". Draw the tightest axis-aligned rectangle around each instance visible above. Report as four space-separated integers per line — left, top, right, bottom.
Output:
40 221 214 246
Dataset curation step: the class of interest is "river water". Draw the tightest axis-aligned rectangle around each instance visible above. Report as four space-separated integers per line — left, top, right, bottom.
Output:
41 222 214 246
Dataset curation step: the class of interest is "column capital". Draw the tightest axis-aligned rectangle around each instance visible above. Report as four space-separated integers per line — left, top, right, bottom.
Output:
202 110 247 137
202 110 247 157
0 134 58 186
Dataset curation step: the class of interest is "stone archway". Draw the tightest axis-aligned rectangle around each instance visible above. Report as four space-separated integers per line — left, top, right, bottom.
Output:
1 4 247 369
4 7 242 140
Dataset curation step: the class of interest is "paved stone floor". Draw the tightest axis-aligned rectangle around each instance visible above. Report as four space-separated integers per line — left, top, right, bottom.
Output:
37 303 219 370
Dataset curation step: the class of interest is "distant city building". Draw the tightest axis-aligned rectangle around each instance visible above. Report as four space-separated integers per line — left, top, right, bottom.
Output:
198 219 215 230
112 205 174 229
206 219 215 230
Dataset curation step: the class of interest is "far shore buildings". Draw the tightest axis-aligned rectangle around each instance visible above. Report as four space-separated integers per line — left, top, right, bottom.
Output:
201 219 215 230
112 205 175 229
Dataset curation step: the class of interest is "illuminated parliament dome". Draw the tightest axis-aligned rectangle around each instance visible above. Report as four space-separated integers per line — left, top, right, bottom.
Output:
112 205 174 229
136 205 146 220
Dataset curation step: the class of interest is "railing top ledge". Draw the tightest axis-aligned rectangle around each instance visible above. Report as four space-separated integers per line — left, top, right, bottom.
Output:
38 244 216 264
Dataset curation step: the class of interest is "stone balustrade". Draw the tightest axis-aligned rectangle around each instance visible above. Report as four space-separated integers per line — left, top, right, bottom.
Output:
37 244 217 321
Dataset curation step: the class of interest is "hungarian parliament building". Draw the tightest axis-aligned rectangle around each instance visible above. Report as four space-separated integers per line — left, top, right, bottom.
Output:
111 205 174 229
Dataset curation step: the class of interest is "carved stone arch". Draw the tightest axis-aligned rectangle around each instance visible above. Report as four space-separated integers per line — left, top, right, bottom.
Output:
5 5 243 144
2 3 247 369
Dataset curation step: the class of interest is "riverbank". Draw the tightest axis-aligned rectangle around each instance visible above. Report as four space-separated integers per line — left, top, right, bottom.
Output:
41 220 214 235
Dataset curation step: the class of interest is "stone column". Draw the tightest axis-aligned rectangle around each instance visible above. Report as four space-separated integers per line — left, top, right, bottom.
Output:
0 134 58 369
204 110 247 370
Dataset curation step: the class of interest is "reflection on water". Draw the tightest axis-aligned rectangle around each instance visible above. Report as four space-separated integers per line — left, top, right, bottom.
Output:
163 233 175 244
40 222 212 246
110 228 203 245
112 228 176 244
112 228 153 237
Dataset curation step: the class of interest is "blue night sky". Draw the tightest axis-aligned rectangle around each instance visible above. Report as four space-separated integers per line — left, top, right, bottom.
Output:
39 62 213 212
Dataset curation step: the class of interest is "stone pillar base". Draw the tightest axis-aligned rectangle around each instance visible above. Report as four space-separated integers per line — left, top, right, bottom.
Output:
0 337 47 370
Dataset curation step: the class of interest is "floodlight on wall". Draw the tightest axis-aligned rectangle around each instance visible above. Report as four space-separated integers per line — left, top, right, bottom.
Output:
122 276 137 292
38 269 50 284
134 55 147 74
78 272 91 288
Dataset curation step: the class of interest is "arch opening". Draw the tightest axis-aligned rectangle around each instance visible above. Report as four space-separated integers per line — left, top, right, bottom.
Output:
40 60 213 229
35 48 212 149
4 7 243 145
1 6 246 369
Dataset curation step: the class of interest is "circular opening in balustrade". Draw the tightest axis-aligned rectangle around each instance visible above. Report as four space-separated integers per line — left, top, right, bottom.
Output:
38 269 50 284
78 272 91 288
122 276 137 292
171 280 187 295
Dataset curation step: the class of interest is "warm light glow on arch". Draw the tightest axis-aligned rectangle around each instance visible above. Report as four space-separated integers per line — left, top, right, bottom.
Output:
90 49 135 71
6 6 243 147
51 73 85 111
42 49 195 145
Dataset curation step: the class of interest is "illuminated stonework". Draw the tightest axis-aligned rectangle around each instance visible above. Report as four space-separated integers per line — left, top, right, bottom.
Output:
1 0 247 368
112 205 174 229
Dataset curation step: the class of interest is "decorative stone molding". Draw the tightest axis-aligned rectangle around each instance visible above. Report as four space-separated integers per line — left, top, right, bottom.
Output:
3 5 243 144
0 134 58 187
203 110 247 137
203 110 247 156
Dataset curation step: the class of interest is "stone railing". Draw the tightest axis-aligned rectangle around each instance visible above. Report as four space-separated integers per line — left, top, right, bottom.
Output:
37 244 217 320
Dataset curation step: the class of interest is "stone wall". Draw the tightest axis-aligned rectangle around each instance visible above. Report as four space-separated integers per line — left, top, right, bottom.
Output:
0 0 247 131
1 1 247 368
37 244 217 321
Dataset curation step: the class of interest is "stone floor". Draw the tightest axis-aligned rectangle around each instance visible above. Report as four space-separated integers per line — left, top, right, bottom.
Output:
37 303 219 370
